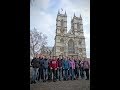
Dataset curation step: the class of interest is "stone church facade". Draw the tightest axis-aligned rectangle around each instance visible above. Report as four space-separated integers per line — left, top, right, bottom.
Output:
52 10 86 59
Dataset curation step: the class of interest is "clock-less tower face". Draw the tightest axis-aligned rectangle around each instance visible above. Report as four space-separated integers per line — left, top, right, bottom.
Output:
60 19 64 34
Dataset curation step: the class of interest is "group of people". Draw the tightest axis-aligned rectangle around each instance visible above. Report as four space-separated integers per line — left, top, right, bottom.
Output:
30 55 90 84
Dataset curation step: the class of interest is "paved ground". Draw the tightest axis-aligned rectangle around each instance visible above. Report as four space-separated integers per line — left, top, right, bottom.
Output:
30 79 90 90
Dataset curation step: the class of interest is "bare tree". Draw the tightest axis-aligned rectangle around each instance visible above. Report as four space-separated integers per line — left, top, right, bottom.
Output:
30 28 47 58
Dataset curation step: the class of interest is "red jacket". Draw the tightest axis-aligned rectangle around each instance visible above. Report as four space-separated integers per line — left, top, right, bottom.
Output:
50 59 58 69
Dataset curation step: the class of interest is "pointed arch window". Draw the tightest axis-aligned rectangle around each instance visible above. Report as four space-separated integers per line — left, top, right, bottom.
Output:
77 23 80 29
60 38 64 44
61 19 64 27
79 39 82 45
61 19 64 33
68 39 75 53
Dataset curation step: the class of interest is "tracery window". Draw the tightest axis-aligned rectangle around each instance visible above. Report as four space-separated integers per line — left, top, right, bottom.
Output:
68 39 75 53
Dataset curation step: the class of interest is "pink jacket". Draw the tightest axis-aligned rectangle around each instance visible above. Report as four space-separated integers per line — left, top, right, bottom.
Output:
83 60 90 69
69 60 75 69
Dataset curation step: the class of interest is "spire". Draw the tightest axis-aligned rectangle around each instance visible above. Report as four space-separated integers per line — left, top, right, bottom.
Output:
74 13 75 17
65 10 67 16
80 14 82 19
65 11 66 15
58 10 60 14
61 8 63 13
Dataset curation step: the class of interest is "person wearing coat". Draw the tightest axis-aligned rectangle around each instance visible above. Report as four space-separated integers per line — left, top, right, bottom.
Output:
31 57 40 84
49 56 58 82
69 57 75 80
42 56 49 82
83 58 90 80
63 57 70 80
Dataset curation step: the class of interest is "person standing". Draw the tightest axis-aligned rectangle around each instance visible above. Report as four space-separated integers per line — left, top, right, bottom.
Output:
75 58 79 80
83 58 90 80
50 56 58 82
42 56 49 82
56 58 59 80
37 56 42 82
38 56 44 82
74 59 77 79
79 58 84 79
69 57 75 80
31 57 40 84
63 57 69 81
58 57 63 81
48 56 52 81
68 58 72 80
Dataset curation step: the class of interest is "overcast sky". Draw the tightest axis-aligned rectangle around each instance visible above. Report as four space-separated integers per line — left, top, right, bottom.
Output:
30 0 90 58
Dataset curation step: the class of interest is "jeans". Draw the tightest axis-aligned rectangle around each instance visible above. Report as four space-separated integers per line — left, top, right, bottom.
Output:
48 67 51 80
49 68 52 80
70 68 75 80
63 69 68 80
68 69 71 77
43 68 48 81
75 67 79 78
38 68 43 81
56 69 59 79
50 69 57 81
58 67 62 80
80 67 84 79
84 69 89 79
32 68 39 82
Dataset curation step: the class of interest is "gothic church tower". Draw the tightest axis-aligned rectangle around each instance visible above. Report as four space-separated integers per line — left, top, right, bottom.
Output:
54 10 67 57
53 10 86 59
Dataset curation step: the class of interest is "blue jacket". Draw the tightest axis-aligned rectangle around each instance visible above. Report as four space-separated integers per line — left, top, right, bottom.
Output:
63 59 69 69
42 58 49 69
39 58 44 68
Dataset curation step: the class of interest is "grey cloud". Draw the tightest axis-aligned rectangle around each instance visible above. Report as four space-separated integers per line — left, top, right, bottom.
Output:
31 0 50 11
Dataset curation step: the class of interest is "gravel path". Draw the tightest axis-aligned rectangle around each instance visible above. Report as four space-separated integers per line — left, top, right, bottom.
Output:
30 79 90 90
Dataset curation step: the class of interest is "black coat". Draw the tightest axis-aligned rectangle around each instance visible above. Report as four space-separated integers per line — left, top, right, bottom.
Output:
31 58 40 68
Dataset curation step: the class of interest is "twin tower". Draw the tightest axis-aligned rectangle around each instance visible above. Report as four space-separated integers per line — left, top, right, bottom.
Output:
56 10 83 35
52 10 86 59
